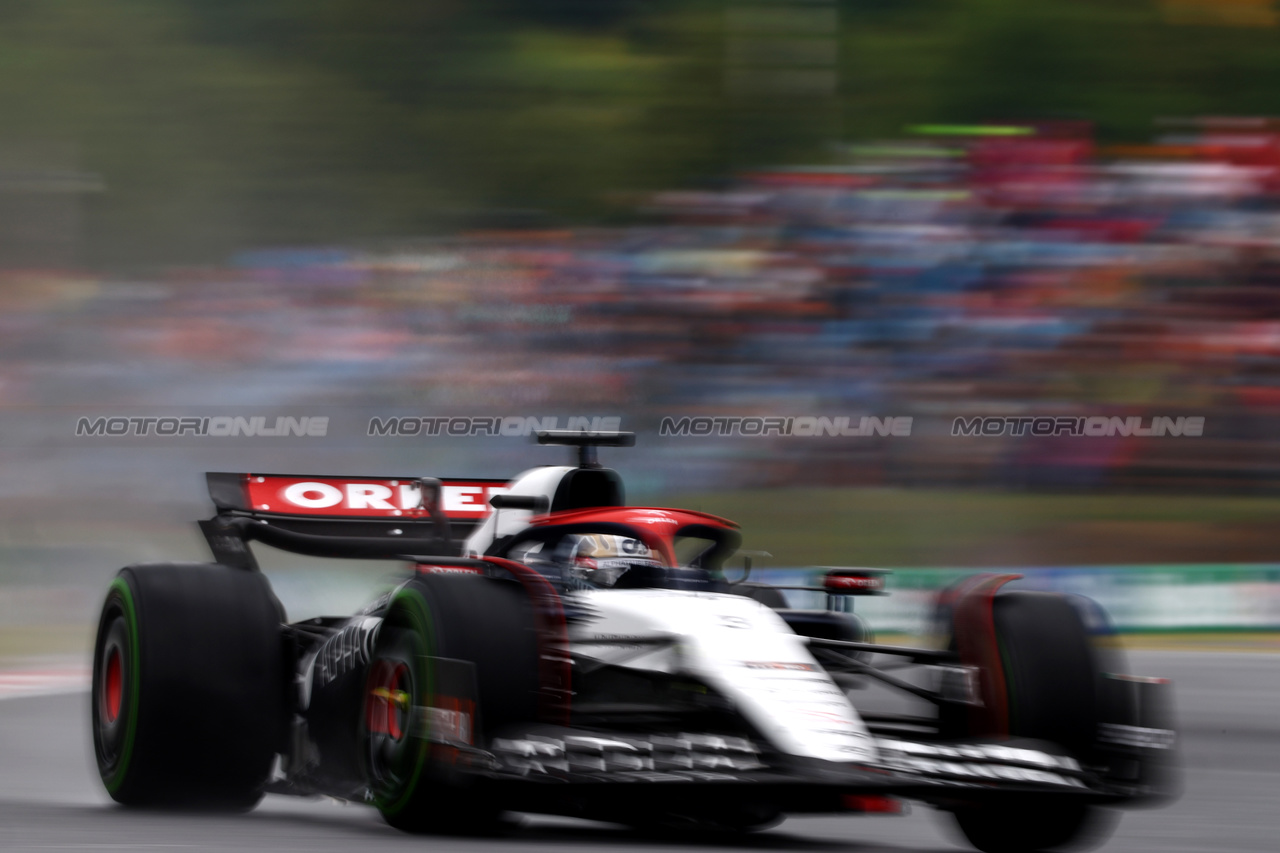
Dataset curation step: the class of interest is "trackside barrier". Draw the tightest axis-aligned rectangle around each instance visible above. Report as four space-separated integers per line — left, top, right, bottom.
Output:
753 565 1280 634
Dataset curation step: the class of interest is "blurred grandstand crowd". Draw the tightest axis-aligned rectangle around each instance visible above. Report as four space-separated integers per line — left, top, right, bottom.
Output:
8 119 1280 491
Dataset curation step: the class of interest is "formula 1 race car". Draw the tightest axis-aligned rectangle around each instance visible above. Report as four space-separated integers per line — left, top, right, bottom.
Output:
91 432 1177 853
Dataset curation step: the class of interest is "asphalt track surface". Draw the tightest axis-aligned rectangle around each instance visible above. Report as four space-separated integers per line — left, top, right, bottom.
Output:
0 650 1276 853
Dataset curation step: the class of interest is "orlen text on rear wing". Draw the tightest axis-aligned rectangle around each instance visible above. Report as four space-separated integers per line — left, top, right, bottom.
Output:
201 472 508 570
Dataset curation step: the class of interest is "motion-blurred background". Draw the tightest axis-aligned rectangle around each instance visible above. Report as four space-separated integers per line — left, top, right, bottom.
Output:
3 0 1280 659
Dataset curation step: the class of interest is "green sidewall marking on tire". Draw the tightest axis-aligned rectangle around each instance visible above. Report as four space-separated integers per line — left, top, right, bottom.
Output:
103 576 142 794
377 587 435 818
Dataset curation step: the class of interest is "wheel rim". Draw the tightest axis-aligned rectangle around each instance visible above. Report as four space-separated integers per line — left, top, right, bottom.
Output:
388 664 409 740
365 654 419 782
93 606 132 775
103 648 122 724
363 590 441 820
367 661 411 742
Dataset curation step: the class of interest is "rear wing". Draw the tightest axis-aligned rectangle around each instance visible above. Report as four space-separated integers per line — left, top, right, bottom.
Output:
201 472 509 570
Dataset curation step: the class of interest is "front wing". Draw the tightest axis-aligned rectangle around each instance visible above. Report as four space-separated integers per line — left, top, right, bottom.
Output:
421 723 1175 816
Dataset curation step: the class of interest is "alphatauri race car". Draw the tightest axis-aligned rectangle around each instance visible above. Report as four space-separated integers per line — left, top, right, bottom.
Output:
91 433 1177 852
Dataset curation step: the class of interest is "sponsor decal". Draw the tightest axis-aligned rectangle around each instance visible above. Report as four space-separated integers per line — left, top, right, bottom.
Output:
245 475 506 518
416 565 485 575
742 661 819 671
581 634 663 644
76 415 328 437
315 618 381 687
659 416 912 438
368 415 621 437
950 415 1205 438
824 574 885 592
624 510 679 526
573 534 655 558
1098 723 1176 750
422 705 473 744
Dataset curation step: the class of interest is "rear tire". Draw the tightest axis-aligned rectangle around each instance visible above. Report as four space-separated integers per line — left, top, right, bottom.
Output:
91 564 284 809
950 591 1114 853
364 574 539 834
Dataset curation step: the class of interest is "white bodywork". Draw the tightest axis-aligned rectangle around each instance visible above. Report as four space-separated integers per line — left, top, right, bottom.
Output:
569 588 878 764
462 466 575 557
460 464 877 764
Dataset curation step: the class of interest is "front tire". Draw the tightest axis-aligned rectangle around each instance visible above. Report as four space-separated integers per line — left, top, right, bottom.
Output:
364 573 539 834
91 564 284 809
949 590 1115 853
954 799 1114 853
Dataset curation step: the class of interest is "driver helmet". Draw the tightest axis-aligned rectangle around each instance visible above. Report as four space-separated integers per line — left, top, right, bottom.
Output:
562 534 663 587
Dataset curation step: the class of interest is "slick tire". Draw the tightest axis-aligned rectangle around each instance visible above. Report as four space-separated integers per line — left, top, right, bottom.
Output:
364 573 539 834
951 591 1114 853
953 797 1116 853
991 591 1102 757
91 563 285 809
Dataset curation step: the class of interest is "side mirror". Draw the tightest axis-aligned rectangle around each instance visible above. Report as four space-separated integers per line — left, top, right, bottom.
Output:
725 550 772 585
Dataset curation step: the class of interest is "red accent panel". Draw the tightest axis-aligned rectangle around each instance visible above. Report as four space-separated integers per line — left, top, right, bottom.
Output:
842 794 904 814
950 573 1023 737
481 557 572 726
527 507 739 567
533 506 738 531
242 475 506 519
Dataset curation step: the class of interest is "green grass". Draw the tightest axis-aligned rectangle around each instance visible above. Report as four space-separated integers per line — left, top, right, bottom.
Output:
5 487 1280 659
650 488 1280 569
2 487 1280 660
0 625 92 660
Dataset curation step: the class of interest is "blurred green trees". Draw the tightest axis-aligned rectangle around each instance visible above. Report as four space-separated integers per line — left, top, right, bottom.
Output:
1 0 1279 264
